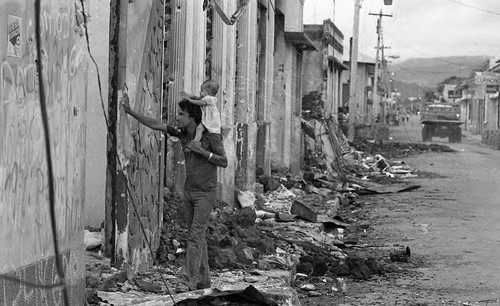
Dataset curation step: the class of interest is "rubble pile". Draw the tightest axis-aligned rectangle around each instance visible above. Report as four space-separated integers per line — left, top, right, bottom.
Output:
352 138 456 159
86 119 456 305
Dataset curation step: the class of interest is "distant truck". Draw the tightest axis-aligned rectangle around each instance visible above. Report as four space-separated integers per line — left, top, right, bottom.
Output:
420 102 463 143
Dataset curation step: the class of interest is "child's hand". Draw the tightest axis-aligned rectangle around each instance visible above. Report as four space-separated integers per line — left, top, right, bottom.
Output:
180 91 189 100
186 140 203 153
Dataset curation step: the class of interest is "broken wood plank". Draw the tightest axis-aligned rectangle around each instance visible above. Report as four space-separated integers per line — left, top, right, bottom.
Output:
348 177 420 194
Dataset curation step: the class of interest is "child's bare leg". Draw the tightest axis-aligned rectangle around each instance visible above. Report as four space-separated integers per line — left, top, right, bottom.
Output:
194 123 206 142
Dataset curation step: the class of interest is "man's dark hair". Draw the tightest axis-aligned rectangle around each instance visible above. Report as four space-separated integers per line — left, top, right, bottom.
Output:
178 99 202 125
201 80 219 96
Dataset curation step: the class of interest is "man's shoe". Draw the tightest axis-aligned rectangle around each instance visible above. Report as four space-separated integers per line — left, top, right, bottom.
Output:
175 283 191 293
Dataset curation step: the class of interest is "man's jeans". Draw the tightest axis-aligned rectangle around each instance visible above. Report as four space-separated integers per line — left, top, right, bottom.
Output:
181 190 215 289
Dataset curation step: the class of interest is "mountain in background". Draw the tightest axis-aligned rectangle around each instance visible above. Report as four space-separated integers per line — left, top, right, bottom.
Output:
392 79 432 100
390 56 492 90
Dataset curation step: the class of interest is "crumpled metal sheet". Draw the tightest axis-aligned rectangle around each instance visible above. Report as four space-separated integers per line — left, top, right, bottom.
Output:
97 273 302 306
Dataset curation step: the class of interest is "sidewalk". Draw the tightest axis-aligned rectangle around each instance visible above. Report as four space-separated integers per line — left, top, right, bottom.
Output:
461 129 482 143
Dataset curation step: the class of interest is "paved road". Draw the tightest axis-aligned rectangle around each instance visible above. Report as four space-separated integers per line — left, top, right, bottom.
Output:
338 117 500 305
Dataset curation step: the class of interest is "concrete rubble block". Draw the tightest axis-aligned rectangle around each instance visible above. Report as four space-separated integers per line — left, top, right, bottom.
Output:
300 284 316 291
235 207 257 226
290 199 317 223
278 212 297 222
84 229 104 250
134 279 163 293
235 247 255 264
331 277 347 292
346 257 380 280
259 175 281 192
317 178 343 191
257 260 272 270
305 184 333 197
254 182 265 194
236 189 256 209
218 236 239 248
259 254 297 271
325 197 340 218
256 210 276 219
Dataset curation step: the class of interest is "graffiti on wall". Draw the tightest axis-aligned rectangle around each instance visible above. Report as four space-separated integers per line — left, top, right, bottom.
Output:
0 252 71 306
0 0 87 272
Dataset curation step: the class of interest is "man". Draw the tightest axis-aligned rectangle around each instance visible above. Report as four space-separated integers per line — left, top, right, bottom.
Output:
338 107 348 136
121 94 228 291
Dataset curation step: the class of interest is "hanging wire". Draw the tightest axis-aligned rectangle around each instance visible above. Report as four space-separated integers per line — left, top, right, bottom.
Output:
0 1 72 305
33 0 70 303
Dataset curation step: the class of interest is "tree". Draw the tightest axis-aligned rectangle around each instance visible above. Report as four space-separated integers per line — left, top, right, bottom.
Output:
423 90 435 102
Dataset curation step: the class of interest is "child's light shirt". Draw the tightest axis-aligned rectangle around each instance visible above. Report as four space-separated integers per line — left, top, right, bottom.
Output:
201 96 221 134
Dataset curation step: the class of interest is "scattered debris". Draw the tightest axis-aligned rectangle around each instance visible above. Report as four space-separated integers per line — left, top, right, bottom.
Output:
87 120 455 305
84 229 104 250
390 246 412 262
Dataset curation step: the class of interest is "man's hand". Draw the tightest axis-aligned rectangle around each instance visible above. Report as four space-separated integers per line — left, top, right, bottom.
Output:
120 90 131 113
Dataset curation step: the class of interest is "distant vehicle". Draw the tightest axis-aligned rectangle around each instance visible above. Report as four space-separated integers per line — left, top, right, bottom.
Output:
420 102 463 143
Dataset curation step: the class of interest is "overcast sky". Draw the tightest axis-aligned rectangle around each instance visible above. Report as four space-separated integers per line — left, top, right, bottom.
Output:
303 0 500 62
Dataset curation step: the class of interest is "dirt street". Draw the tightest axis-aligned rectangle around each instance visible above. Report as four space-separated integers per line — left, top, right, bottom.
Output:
329 116 500 305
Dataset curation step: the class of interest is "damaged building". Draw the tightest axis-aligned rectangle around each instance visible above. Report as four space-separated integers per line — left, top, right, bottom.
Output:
0 0 351 304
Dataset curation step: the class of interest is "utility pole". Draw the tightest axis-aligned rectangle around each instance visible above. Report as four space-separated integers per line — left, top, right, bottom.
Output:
370 10 392 123
347 0 361 141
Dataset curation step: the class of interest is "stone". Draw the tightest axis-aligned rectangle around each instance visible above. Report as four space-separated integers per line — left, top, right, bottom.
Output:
257 260 271 270
300 284 316 291
235 207 257 227
290 199 317 222
259 175 280 192
134 280 163 294
254 182 264 194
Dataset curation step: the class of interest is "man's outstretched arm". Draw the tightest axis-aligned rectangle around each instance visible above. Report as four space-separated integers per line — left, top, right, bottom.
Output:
121 93 169 133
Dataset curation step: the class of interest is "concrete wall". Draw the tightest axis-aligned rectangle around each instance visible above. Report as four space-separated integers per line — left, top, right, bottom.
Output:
109 0 165 270
354 64 369 123
117 0 164 269
341 61 373 124
269 9 305 174
290 52 303 174
211 0 237 203
276 0 303 32
235 0 258 190
303 21 345 119
302 51 323 96
0 0 87 304
485 95 497 130
470 86 485 134
256 0 275 177
85 0 110 228
270 14 288 170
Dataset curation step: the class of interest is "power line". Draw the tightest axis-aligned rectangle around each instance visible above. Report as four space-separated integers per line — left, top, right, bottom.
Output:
448 0 500 16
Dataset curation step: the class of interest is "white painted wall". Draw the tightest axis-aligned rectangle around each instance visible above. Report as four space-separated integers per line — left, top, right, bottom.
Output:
85 0 110 228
